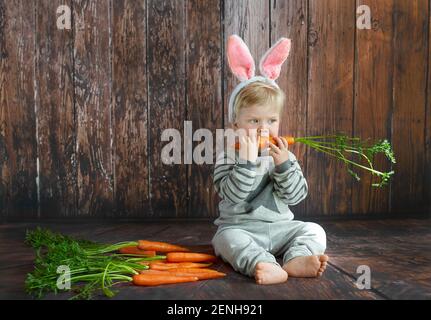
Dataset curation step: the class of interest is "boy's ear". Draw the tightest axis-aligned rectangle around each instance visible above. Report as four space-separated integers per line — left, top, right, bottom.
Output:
259 38 291 81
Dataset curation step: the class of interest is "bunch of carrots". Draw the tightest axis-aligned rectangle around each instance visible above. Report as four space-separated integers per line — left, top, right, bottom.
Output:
121 240 225 286
25 228 224 300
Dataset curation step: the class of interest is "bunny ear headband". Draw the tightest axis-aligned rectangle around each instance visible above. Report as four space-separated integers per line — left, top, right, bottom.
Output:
226 34 291 123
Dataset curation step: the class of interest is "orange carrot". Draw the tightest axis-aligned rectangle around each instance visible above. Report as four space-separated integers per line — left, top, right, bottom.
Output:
118 246 156 256
138 259 167 266
139 269 225 280
166 252 217 263
139 269 170 275
138 240 190 252
166 268 222 274
169 271 225 280
234 135 295 150
132 274 198 286
149 262 212 270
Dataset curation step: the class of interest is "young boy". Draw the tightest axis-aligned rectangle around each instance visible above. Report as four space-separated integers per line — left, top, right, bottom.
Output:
212 80 328 285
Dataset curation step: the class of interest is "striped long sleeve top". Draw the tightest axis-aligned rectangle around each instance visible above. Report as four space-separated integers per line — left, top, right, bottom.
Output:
212 147 308 226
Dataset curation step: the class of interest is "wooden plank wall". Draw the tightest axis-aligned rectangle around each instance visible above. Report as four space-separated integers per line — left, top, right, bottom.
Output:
0 0 430 221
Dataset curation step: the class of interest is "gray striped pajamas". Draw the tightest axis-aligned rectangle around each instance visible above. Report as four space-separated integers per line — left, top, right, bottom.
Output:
211 148 326 277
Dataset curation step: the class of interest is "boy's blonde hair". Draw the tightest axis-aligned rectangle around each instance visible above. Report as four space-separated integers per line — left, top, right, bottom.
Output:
232 81 285 122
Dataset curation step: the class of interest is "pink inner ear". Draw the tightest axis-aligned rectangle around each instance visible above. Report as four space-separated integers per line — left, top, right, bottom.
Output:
227 35 255 81
259 38 291 80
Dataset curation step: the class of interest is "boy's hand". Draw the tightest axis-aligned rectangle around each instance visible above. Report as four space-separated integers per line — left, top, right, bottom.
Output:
269 136 290 166
238 131 258 163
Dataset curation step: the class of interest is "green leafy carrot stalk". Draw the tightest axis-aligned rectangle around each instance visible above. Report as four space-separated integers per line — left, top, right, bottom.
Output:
291 133 396 188
235 133 395 187
25 228 165 300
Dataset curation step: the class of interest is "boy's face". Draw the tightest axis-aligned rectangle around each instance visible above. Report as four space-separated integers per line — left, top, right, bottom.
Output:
233 103 281 137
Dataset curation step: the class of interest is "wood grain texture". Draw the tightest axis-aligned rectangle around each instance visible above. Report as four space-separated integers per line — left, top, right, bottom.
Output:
3 219 431 299
324 219 431 300
306 0 356 216
36 0 76 218
147 0 188 218
352 0 394 216
74 0 113 217
0 0 38 220
186 0 222 218
0 1 430 219
0 0 5 220
223 0 270 126
391 0 428 215
271 0 308 218
112 0 149 217
427 0 431 218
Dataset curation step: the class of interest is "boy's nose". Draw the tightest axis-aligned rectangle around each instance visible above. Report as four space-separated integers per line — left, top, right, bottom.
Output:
258 127 270 136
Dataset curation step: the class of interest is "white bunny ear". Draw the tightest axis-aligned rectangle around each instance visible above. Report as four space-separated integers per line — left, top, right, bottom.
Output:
259 38 291 80
226 35 255 81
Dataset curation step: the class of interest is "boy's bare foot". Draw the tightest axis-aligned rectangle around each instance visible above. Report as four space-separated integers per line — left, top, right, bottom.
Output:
254 262 288 285
282 255 329 278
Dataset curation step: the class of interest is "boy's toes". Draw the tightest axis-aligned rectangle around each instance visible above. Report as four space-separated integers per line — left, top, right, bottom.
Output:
318 255 328 275
254 262 288 285
254 270 264 283
319 255 329 263
254 276 261 284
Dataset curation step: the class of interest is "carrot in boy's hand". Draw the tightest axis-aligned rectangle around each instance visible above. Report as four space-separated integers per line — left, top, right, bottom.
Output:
234 135 295 151
138 240 190 252
235 133 396 188
166 252 217 263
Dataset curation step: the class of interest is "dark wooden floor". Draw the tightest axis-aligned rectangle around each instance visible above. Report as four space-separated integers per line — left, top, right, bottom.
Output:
1 218 430 300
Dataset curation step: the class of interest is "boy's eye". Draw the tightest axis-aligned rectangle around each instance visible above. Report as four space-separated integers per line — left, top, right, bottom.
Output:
269 119 278 124
249 119 258 124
